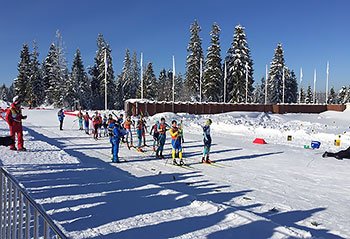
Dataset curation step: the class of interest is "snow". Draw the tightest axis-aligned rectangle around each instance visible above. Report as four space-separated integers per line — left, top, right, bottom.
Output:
0 108 349 238
0 99 10 109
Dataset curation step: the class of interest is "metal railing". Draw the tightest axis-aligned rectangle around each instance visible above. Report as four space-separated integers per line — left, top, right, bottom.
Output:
0 167 68 239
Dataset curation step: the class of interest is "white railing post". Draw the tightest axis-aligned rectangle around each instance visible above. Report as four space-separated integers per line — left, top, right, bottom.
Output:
12 188 17 239
44 221 49 239
3 178 7 239
25 199 30 239
34 209 38 239
0 173 3 237
19 193 23 239
7 180 12 239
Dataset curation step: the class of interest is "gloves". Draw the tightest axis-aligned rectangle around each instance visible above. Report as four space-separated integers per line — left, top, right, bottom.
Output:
22 115 27 119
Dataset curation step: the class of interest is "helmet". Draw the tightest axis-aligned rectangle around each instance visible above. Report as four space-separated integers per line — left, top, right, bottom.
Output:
13 96 20 105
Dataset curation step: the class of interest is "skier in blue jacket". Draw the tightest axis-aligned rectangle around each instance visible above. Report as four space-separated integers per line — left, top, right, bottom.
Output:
109 121 122 163
57 108 65 130
202 119 212 164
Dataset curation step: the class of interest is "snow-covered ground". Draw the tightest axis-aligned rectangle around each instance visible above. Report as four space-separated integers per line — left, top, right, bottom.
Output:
0 108 349 238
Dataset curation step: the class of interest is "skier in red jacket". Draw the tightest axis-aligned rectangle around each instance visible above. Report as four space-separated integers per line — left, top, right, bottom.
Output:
6 96 27 151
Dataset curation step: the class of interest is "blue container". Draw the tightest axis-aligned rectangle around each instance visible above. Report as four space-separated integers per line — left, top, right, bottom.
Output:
311 141 321 149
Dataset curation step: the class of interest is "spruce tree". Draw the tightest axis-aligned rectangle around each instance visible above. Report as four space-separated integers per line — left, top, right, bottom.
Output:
55 30 69 107
338 86 347 104
165 69 173 101
0 84 6 101
299 87 306 103
305 85 313 104
253 82 263 104
174 73 184 101
15 43 31 103
71 49 91 109
203 22 222 102
268 43 287 104
185 20 203 101
157 69 167 101
118 49 132 103
130 51 140 99
285 70 298 103
28 40 44 107
226 25 254 103
143 62 157 100
327 87 337 104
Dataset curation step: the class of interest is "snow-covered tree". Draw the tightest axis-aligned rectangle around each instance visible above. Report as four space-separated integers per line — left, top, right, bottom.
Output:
28 40 44 107
338 86 347 104
42 43 60 105
0 84 7 101
253 82 263 104
327 86 337 104
15 43 31 103
299 87 306 103
226 25 254 103
203 22 222 102
157 69 167 101
285 70 298 103
185 20 203 101
143 62 157 100
130 51 140 99
116 49 132 108
268 43 288 104
305 85 313 104
174 72 184 101
71 49 91 109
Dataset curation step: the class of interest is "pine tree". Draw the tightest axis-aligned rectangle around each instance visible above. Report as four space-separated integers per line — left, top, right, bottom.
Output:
42 43 61 106
203 22 222 102
130 51 140 99
71 49 91 109
55 30 69 107
143 62 157 100
338 86 347 104
327 86 337 104
305 85 313 104
118 49 132 103
285 70 298 103
15 43 31 103
28 40 44 107
268 43 287 104
0 84 6 101
185 20 203 101
164 69 173 101
226 25 254 103
157 69 167 101
299 87 306 103
174 72 184 101
260 77 267 104
253 82 263 104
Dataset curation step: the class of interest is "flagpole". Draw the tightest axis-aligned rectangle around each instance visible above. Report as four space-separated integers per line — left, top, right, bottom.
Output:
224 61 227 103
172 55 175 102
326 61 329 104
140 52 143 99
104 48 108 111
282 67 285 104
265 64 268 104
299 67 303 104
199 58 202 103
245 62 248 104
313 69 317 104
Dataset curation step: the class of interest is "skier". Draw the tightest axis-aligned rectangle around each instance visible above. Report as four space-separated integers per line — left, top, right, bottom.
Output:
136 116 144 152
102 114 108 136
92 112 102 140
6 96 27 151
108 120 121 163
117 114 126 143
77 109 83 130
149 121 159 152
142 117 148 146
178 121 184 143
83 112 91 134
57 108 65 130
169 120 184 165
156 117 170 159
323 147 350 160
124 116 134 149
202 119 212 164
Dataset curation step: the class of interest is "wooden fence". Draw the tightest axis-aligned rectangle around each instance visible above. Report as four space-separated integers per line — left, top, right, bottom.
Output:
124 100 347 116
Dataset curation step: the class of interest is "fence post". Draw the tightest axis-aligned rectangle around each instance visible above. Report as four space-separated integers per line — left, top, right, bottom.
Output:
0 173 2 237
18 193 23 239
7 180 12 239
12 188 17 239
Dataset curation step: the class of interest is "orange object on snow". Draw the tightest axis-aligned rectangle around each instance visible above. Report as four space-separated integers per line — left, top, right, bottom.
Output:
253 138 267 144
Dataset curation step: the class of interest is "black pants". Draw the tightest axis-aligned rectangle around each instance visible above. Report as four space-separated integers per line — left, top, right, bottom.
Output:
59 120 63 130
326 147 350 159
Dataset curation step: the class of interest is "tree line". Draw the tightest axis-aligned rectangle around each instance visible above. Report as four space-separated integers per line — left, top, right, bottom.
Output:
10 23 348 109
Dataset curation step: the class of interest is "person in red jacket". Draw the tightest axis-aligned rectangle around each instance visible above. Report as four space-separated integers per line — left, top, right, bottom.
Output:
6 96 27 151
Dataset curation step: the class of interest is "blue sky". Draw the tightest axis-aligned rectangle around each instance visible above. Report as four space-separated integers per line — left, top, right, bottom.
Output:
0 0 349 90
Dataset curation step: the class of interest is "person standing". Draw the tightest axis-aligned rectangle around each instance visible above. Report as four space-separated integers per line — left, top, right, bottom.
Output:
136 116 144 152
58 108 65 130
142 117 148 146
124 116 134 149
84 112 91 134
77 109 83 130
156 117 170 159
202 119 212 164
108 120 121 163
169 120 183 165
150 121 159 152
6 96 27 151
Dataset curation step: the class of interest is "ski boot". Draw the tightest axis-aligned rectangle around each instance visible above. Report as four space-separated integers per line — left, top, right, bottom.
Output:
160 153 165 159
130 142 134 148
179 160 184 166
201 157 206 163
10 147 17 151
137 147 144 153
156 152 160 159
173 160 178 165
322 152 328 158
206 155 212 164
126 142 131 150
18 147 27 152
